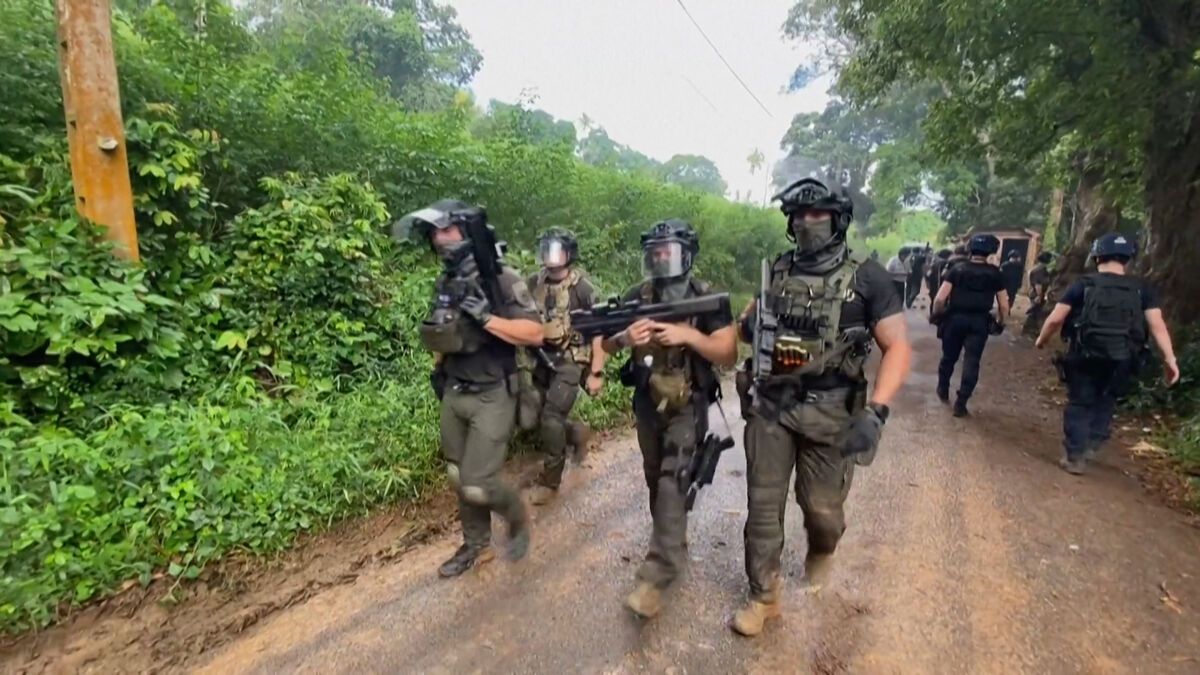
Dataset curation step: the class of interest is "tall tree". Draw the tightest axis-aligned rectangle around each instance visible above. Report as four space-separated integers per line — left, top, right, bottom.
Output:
803 0 1200 321
657 154 727 196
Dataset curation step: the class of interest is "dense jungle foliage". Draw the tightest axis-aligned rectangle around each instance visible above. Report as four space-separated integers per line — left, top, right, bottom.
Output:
0 0 787 632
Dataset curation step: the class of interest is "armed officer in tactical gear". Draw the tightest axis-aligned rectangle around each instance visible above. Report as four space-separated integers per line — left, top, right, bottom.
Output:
600 219 737 620
397 200 544 578
732 178 911 637
1036 233 1179 475
932 234 1009 417
523 228 607 506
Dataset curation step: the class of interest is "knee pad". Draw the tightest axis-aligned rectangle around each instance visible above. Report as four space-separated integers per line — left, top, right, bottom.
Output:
461 485 489 505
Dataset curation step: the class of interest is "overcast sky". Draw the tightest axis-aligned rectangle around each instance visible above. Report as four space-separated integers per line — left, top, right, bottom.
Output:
447 0 831 202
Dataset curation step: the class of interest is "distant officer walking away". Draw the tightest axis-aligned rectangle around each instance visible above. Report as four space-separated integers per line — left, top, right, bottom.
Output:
1000 250 1024 308
601 220 737 619
1023 251 1055 337
1035 234 1180 475
932 234 1009 417
927 248 952 297
398 200 545 577
525 228 607 505
731 178 911 637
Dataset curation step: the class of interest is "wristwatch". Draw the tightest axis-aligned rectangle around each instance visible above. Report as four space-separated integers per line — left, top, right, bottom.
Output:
868 402 890 424
591 370 604 378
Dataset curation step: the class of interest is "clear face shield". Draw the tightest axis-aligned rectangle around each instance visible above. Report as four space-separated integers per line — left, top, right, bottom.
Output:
537 238 570 269
393 207 452 243
642 240 688 280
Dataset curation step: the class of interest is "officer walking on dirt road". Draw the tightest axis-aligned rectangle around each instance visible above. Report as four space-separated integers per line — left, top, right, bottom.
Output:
932 233 1009 417
1035 233 1180 475
1001 250 1024 308
397 200 545 578
600 219 737 620
731 178 911 637
523 228 606 505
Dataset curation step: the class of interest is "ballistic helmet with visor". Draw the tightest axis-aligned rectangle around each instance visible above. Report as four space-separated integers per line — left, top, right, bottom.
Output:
392 199 473 242
640 219 699 280
536 227 578 269
773 177 853 253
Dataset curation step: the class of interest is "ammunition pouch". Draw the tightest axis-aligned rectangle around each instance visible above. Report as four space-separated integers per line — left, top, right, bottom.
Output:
543 317 571 349
648 371 691 415
418 310 485 355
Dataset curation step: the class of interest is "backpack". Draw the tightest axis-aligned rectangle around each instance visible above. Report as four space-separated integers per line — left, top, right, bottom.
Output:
1072 275 1146 362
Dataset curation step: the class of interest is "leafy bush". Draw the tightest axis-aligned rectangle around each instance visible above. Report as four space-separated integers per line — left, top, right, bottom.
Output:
0 380 441 631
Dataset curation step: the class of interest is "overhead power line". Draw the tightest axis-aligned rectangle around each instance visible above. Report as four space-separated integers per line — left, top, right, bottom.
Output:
673 0 773 119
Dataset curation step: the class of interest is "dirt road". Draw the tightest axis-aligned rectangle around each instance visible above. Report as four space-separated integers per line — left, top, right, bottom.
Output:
184 314 1199 674
9 313 1200 673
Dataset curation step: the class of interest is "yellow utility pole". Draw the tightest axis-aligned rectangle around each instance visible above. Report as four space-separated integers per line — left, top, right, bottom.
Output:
54 0 139 261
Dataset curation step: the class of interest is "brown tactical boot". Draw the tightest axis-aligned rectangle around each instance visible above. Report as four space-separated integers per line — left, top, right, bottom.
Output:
625 582 663 619
731 598 782 637
529 484 557 506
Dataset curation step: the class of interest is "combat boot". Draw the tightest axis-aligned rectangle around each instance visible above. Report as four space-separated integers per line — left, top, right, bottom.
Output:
731 598 782 637
528 484 557 506
803 552 834 592
438 545 495 578
936 383 950 404
1060 456 1087 475
625 582 663 619
953 396 970 417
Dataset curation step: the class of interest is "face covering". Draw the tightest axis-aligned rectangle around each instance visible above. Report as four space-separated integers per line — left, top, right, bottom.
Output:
791 214 835 253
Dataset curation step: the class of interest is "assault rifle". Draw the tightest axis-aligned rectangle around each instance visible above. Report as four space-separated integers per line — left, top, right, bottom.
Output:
682 400 735 511
570 292 731 340
453 207 555 371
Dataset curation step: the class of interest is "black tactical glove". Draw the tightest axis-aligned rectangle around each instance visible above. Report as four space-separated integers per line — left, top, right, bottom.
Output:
988 317 1004 335
458 291 492 326
841 403 888 466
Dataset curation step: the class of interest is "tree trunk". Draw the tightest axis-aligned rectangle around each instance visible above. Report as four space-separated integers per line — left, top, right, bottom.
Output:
1049 165 1119 300
1136 103 1200 326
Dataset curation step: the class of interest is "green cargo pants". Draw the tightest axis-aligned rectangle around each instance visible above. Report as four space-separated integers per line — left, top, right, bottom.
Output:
440 383 528 550
633 393 698 589
743 394 856 603
536 361 585 488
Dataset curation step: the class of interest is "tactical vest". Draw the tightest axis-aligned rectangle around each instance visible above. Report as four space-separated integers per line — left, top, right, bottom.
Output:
762 250 871 386
632 277 714 413
1070 274 1146 361
947 261 998 314
418 275 489 355
530 268 591 364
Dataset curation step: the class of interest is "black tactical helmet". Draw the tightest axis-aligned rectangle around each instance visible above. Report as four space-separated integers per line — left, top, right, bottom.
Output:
641 219 699 279
1036 251 1054 264
967 233 1000 256
1008 250 1021 260
537 226 579 267
1091 232 1137 261
937 248 953 259
773 177 853 238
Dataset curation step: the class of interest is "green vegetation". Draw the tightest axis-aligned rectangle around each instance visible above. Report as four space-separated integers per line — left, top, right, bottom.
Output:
0 0 784 633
